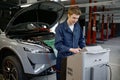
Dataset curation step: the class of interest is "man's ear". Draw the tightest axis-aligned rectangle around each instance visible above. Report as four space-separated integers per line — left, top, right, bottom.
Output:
68 14 70 18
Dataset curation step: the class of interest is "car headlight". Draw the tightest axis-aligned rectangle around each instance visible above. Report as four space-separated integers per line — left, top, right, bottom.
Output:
23 47 50 54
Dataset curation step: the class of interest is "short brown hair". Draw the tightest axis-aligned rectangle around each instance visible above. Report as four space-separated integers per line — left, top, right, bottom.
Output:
68 6 82 15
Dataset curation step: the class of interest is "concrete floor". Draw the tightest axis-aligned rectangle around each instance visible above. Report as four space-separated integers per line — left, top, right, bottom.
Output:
0 37 120 80
100 37 120 80
31 74 56 80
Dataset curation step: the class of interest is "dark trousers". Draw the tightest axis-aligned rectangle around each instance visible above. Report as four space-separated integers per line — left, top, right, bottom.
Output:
56 57 61 80
56 53 73 80
56 57 67 80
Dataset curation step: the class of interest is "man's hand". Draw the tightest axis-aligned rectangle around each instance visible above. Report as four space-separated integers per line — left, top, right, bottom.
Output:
69 48 81 54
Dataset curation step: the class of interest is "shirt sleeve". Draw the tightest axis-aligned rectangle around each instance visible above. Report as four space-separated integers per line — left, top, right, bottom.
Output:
78 25 86 48
54 25 70 53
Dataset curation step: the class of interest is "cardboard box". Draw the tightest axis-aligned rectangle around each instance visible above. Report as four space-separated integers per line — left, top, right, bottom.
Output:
60 53 83 80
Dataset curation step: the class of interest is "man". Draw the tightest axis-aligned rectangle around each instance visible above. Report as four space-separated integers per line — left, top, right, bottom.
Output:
55 6 86 80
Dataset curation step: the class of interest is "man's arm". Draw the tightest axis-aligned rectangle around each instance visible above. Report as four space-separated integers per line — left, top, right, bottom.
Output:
55 25 70 53
78 25 86 48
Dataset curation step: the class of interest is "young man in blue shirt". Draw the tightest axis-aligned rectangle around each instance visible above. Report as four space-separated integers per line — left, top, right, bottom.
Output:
55 6 86 80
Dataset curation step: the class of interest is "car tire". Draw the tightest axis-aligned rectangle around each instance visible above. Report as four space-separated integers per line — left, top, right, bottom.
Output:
2 56 27 80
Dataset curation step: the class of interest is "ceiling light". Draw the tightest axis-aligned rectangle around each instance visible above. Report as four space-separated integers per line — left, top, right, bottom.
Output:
61 0 68 1
50 0 68 1
20 4 32 8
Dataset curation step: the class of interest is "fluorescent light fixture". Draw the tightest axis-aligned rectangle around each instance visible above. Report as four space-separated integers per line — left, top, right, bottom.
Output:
20 4 32 8
50 0 68 1
61 0 68 1
93 10 120 14
50 0 59 1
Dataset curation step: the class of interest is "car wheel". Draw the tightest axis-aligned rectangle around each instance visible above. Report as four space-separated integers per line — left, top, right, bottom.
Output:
2 56 27 80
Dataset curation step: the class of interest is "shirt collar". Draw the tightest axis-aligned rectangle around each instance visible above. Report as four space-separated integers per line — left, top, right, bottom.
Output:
64 20 72 33
63 20 78 32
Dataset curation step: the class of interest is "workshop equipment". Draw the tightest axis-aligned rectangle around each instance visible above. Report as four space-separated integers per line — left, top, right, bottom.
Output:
61 45 110 80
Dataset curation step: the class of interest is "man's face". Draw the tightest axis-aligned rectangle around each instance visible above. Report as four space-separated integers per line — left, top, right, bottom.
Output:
68 14 80 25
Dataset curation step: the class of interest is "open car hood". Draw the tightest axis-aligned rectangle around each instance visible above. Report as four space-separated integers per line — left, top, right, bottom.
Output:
5 1 64 35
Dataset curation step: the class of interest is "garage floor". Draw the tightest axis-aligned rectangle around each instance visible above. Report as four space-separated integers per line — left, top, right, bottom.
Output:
100 37 120 80
0 37 120 80
31 74 56 80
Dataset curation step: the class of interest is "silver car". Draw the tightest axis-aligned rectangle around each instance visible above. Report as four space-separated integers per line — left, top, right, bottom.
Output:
0 1 64 80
